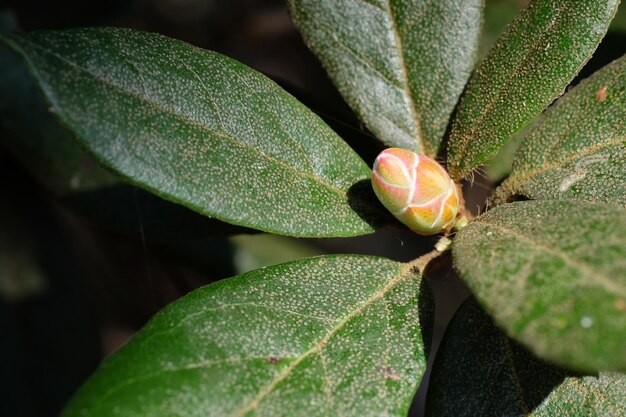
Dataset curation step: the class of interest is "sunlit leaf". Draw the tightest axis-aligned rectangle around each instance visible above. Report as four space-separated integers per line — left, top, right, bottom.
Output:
447 0 619 178
453 200 626 371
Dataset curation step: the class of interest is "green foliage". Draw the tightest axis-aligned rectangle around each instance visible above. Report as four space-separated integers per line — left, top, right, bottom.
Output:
1 0 624 416
0 28 383 238
494 55 626 206
289 0 482 156
426 298 626 416
447 0 619 178
453 200 626 371
62 255 433 417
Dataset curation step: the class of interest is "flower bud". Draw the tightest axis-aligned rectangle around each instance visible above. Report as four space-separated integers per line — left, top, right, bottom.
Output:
372 148 459 235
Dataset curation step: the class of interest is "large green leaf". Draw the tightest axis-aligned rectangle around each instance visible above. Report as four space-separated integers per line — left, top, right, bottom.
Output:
289 0 482 156
62 254 435 417
494 56 626 206
447 0 619 179
0 28 384 238
426 298 626 417
453 200 626 372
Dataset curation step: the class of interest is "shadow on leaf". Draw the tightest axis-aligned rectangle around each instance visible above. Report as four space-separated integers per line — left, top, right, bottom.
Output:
423 297 625 417
347 179 395 231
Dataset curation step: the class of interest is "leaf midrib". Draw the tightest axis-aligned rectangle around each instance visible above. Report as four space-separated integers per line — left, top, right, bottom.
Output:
5 35 356 199
384 0 426 154
228 251 437 416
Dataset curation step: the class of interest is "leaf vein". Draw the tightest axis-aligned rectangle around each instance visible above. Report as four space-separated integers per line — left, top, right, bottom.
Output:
226 251 439 417
384 0 425 152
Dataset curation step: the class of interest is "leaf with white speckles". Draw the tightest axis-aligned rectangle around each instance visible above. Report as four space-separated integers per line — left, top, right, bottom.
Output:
494 56 626 206
453 200 626 372
426 298 626 417
447 0 620 179
0 28 386 238
62 255 434 417
289 0 482 156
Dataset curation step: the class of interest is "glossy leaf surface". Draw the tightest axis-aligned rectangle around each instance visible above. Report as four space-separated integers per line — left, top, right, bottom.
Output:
494 56 626 206
0 28 383 237
447 0 619 178
62 255 434 417
426 298 626 416
289 0 482 155
453 200 626 371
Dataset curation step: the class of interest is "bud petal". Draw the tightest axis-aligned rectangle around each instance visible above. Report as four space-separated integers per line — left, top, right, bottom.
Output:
372 148 460 235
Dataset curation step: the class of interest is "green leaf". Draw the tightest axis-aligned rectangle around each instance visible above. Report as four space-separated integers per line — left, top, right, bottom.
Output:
289 0 482 156
447 0 620 179
62 254 435 417
426 298 626 417
453 200 626 372
494 56 626 206
0 28 384 238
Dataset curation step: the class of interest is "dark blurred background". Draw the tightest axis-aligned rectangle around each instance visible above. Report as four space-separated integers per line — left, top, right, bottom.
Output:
0 1 624 416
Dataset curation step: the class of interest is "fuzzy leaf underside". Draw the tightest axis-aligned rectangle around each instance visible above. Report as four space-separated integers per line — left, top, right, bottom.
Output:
62 255 434 417
289 0 482 156
453 200 626 372
495 55 626 206
426 298 626 417
0 28 382 238
447 0 620 178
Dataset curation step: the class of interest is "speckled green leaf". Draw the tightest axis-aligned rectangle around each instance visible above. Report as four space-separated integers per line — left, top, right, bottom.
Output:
447 0 619 179
494 56 626 206
426 298 626 417
289 0 482 156
453 200 626 372
62 255 434 417
0 28 383 238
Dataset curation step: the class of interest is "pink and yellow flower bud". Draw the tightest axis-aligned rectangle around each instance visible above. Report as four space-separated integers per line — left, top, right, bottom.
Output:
372 148 460 235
